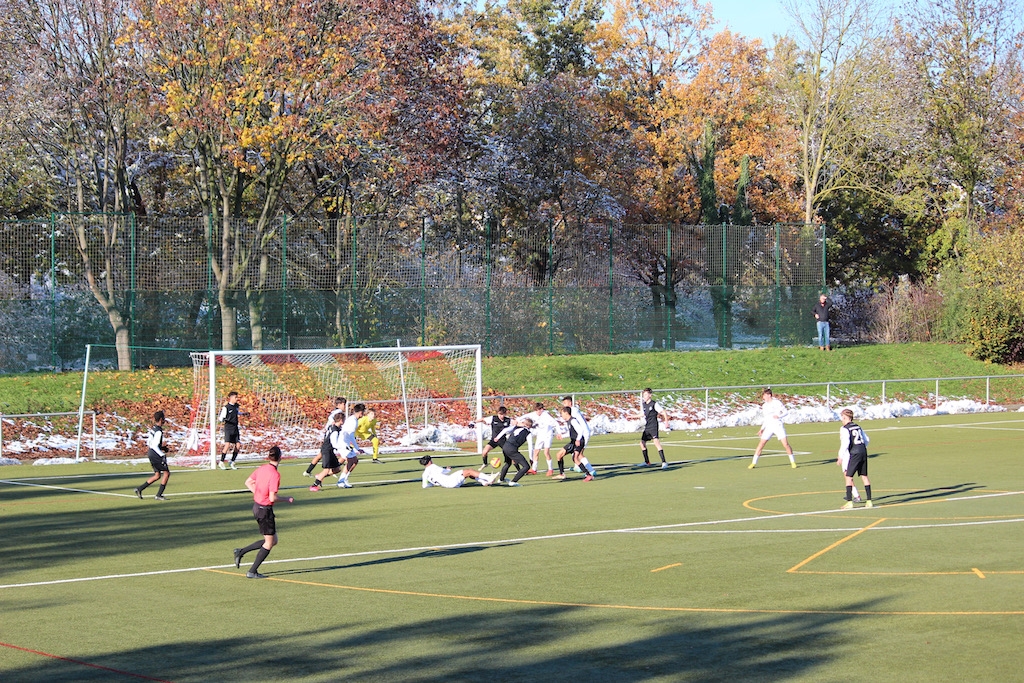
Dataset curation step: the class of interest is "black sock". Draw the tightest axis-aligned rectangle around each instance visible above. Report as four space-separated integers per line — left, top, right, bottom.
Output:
865 485 872 500
558 459 564 474
845 486 853 501
157 484 166 496
230 449 239 463
642 448 649 464
240 539 264 557
249 547 271 573
658 449 665 463
305 462 316 474
138 481 151 492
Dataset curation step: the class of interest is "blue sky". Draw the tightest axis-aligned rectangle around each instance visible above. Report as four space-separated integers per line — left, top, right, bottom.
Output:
708 0 792 45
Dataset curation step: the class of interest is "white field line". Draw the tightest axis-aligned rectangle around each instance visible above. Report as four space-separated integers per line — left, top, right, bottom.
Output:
637 517 1024 533
0 479 136 498
3 489 1021 591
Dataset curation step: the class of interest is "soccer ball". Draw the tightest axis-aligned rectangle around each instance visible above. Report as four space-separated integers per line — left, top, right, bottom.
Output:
490 456 502 469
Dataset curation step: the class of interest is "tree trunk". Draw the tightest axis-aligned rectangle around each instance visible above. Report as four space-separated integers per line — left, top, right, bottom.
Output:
219 288 237 350
248 290 264 350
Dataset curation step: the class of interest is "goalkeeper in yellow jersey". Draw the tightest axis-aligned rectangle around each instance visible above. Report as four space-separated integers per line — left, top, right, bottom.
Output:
356 408 381 463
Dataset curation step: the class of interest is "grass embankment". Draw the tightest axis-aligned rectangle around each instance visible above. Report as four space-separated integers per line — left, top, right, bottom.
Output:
0 342 1019 416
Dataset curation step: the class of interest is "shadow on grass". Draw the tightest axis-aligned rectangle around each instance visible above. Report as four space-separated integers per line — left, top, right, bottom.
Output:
874 483 984 505
1 597 884 681
271 544 520 576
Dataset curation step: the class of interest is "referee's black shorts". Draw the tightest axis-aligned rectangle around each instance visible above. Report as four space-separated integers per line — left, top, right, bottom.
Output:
641 427 659 442
253 503 276 536
223 424 240 444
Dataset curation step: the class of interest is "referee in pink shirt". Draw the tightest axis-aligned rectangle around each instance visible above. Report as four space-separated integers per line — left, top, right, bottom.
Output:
233 446 294 579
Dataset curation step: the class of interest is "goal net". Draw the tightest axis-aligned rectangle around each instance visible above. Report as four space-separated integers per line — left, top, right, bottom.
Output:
179 345 483 468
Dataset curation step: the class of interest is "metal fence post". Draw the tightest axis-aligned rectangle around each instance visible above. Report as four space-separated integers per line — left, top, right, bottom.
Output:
882 380 886 404
281 214 288 346
350 215 358 345
774 223 781 346
129 213 137 369
935 379 940 409
548 218 554 354
666 223 673 349
420 216 427 345
986 377 990 406
49 213 58 369
485 216 492 356
608 221 614 352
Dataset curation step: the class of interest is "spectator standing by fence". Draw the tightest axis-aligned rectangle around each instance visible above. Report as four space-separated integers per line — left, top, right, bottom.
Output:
813 293 833 351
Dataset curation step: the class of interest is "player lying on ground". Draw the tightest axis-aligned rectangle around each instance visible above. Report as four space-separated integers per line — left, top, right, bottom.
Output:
420 455 497 488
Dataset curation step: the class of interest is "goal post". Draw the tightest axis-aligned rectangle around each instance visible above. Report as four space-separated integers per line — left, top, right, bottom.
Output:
182 344 484 468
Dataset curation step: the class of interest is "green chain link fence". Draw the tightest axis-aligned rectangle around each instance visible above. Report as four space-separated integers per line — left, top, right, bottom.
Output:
0 214 824 372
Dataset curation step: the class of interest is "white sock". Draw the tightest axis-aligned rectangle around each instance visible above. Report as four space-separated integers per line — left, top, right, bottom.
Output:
580 457 595 475
852 486 860 499
531 459 538 470
545 458 552 470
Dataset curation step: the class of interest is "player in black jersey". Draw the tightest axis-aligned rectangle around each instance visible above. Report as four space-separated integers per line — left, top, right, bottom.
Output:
218 391 248 470
838 409 873 509
637 388 669 469
494 417 534 487
134 411 170 500
474 406 511 467
304 397 347 477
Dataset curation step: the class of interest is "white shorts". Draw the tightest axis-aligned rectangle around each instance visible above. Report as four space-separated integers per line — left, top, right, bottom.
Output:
434 473 466 488
760 421 787 441
532 431 554 450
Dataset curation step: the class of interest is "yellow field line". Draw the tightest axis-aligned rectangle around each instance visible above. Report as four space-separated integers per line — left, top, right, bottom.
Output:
202 568 1024 615
651 563 682 573
787 518 887 573
972 568 986 579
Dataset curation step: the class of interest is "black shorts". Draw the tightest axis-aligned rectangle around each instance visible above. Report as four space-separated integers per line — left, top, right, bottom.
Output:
148 451 169 473
562 437 585 455
223 425 240 444
253 503 276 536
845 451 868 477
487 437 507 449
641 427 659 442
321 450 341 471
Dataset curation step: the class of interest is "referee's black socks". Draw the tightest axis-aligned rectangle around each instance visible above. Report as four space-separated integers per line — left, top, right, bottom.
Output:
845 486 853 501
250 547 271 573
641 449 650 464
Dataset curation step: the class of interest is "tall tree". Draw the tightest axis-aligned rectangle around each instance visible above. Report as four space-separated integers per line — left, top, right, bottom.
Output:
5 0 149 369
779 0 881 225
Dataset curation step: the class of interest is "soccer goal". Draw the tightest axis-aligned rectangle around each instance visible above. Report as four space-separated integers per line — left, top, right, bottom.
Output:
180 345 484 468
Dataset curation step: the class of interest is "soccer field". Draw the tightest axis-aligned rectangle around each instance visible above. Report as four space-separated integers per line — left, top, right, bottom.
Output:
2 413 1023 682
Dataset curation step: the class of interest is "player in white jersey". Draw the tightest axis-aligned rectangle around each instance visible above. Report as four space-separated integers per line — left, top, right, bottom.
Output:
304 396 346 476
419 455 496 488
555 403 597 481
748 388 797 469
335 403 365 488
525 402 560 475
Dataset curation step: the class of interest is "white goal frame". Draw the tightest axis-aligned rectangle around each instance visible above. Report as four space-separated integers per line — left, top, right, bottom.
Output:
195 345 483 469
